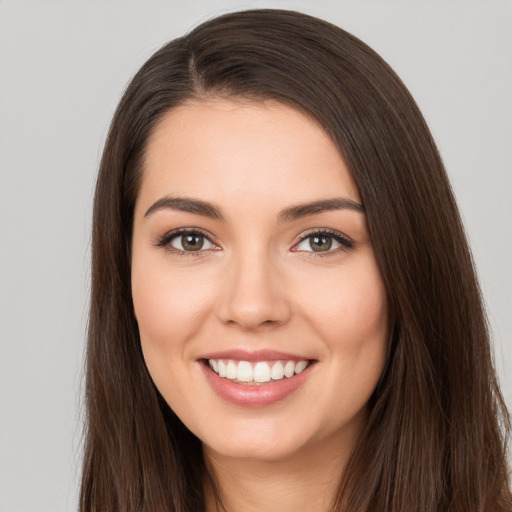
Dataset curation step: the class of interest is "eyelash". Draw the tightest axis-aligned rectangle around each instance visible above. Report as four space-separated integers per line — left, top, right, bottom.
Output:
155 228 354 257
155 227 219 257
293 228 354 257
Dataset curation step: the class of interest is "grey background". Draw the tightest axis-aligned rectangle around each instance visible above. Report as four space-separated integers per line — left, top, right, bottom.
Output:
1 1 510 510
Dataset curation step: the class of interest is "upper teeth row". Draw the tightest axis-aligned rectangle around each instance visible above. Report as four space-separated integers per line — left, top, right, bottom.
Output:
209 359 309 383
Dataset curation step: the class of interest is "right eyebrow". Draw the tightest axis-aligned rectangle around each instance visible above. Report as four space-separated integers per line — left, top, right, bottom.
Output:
144 196 224 220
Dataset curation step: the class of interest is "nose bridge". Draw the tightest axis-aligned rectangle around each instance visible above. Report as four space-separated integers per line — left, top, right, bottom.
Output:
218 243 290 329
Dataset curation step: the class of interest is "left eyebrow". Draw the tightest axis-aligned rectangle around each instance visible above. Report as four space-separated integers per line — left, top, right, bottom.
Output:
277 198 364 223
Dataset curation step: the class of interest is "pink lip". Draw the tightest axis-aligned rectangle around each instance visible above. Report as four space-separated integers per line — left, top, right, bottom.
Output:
199 349 308 362
198 359 315 407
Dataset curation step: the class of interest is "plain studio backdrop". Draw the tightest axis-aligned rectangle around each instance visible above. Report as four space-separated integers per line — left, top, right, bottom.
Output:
0 1 510 510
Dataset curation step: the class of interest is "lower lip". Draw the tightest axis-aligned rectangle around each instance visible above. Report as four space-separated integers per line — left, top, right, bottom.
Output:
200 362 314 407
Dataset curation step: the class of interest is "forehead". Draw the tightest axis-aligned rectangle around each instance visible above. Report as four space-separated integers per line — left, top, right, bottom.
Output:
136 99 360 215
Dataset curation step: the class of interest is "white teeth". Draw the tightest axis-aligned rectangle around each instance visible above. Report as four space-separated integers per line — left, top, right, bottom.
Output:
284 361 295 378
208 359 310 383
226 360 237 379
218 360 226 377
295 360 308 374
237 361 253 382
271 361 284 380
253 362 271 383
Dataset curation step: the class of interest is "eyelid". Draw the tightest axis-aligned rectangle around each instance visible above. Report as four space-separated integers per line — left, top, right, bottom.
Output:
155 227 220 254
291 228 354 253
154 226 353 257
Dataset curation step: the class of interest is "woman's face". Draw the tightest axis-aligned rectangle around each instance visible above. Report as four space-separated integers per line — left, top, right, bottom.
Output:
131 99 388 461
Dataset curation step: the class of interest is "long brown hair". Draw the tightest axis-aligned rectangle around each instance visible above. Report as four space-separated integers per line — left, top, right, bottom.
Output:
81 9 511 511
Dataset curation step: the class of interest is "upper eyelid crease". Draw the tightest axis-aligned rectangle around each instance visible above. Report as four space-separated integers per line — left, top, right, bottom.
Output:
298 227 352 238
143 196 364 221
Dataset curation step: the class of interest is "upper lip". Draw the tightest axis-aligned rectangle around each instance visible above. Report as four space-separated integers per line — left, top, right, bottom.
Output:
198 349 312 362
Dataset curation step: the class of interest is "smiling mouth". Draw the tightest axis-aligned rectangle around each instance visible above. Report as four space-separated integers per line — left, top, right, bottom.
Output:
203 358 314 386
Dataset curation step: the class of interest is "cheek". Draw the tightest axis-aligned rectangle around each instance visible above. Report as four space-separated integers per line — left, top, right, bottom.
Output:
130 259 216 415
132 258 212 340
295 261 388 429
300 263 388 349
130 257 214 392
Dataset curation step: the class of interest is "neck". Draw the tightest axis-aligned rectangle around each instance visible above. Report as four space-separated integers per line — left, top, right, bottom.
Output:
203 426 360 512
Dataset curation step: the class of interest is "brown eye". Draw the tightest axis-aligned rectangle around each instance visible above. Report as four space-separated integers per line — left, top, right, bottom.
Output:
309 235 332 252
182 234 204 251
168 232 215 252
296 234 337 252
293 230 353 254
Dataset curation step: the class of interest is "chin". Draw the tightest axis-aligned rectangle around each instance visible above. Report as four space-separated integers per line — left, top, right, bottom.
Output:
196 412 337 464
203 434 306 462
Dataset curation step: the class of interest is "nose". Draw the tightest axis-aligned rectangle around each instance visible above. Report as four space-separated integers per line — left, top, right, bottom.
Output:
217 249 291 330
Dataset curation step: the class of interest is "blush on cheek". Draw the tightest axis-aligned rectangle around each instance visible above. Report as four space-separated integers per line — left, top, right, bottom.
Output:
132 271 214 355
307 283 387 348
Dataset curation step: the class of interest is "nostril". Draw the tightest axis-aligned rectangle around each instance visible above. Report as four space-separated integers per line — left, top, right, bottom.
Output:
216 267 292 329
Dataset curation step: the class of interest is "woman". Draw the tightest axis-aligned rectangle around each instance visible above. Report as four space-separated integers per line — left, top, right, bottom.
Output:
81 9 511 512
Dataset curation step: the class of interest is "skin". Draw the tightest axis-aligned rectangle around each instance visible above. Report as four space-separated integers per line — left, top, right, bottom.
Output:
131 99 389 511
